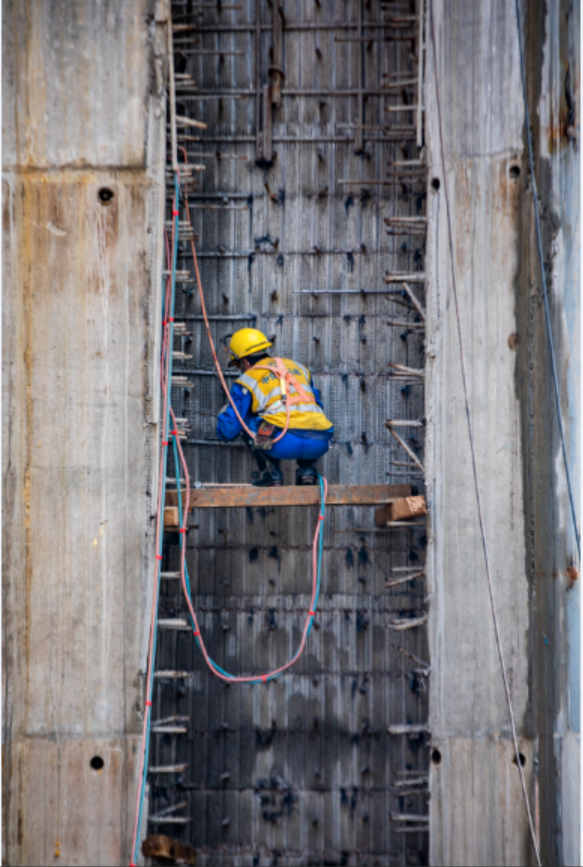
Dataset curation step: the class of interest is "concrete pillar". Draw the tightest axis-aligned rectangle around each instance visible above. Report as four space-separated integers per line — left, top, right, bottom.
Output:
425 1 579 864
2 2 167 863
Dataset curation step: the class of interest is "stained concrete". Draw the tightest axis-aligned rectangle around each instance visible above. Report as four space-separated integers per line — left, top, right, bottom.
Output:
2 2 167 864
426 0 579 864
521 1 580 864
3 0 578 864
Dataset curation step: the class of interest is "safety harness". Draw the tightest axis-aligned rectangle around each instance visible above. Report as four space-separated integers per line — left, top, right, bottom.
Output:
249 357 318 449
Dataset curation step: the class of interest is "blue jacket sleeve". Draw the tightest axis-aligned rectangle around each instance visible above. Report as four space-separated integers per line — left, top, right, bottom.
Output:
311 380 325 409
216 383 253 441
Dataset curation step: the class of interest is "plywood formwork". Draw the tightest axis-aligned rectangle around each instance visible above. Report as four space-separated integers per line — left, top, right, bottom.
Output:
150 1 430 864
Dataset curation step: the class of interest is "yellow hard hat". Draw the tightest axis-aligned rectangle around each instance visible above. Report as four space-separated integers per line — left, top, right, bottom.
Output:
228 328 273 367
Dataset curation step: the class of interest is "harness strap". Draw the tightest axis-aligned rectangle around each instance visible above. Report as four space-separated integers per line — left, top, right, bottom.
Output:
251 358 317 408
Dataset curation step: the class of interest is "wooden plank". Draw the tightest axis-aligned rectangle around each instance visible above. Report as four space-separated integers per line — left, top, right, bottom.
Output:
142 835 196 866
167 483 411 509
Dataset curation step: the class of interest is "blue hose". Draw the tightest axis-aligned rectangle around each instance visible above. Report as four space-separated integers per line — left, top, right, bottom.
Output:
132 173 180 866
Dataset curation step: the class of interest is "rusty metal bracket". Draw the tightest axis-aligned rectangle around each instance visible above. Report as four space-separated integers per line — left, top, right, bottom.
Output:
254 0 275 168
270 3 285 106
256 85 274 168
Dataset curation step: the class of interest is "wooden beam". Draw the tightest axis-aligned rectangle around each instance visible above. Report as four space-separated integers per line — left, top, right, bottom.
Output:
166 483 411 509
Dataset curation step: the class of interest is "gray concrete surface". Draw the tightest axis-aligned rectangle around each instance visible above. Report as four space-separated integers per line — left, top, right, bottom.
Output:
2 0 578 864
2 2 167 864
522 1 580 863
426 0 579 864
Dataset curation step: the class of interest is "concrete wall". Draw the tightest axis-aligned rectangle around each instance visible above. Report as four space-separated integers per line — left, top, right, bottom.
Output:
2 2 167 864
523 1 580 864
426 0 579 864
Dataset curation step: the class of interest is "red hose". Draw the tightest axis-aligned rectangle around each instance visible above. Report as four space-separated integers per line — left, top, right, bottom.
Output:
174 147 328 681
170 402 327 682
131 162 326 862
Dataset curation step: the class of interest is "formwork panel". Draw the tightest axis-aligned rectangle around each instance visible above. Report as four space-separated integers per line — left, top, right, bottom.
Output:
153 1 429 863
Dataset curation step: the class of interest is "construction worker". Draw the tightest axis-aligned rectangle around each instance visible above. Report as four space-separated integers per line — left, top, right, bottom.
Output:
216 328 334 486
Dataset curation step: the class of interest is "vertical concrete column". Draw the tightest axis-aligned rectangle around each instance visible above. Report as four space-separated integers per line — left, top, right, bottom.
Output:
520 2 580 865
425 1 533 864
2 2 167 864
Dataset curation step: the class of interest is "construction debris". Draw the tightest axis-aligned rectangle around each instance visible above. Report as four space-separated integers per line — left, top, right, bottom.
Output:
375 495 427 526
142 834 196 865
163 506 180 527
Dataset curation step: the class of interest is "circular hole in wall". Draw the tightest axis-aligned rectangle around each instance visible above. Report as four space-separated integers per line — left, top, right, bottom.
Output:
431 178 441 192
431 748 442 765
509 165 521 180
98 187 115 205
90 755 105 771
512 752 526 767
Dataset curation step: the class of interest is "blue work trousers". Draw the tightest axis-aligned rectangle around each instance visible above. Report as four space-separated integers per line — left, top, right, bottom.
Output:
262 431 331 461
247 417 331 462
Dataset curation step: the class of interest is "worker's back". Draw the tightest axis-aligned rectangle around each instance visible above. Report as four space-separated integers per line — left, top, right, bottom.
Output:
235 356 333 431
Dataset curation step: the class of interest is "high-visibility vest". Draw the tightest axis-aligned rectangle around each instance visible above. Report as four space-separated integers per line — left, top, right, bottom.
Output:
236 357 333 432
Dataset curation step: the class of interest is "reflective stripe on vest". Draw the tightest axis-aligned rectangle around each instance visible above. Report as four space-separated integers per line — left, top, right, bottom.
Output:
236 358 324 418
266 399 322 416
251 358 315 408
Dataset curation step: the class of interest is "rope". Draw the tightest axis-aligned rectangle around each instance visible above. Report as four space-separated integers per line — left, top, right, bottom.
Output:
428 4 542 864
512 0 580 559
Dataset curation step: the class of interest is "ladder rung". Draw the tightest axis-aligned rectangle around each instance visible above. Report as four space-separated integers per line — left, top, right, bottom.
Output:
148 763 189 774
154 670 193 679
165 165 205 172
385 273 427 283
160 572 182 579
158 619 190 630
152 715 192 726
148 816 192 824
151 725 188 734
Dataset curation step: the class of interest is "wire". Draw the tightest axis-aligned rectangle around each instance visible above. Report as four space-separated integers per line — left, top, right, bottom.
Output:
513 0 580 560
170 407 327 683
176 146 294 448
428 4 542 864
130 160 329 859
171 150 329 681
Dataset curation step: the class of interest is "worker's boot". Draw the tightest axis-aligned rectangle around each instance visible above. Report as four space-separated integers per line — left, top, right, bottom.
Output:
252 456 284 487
296 460 319 486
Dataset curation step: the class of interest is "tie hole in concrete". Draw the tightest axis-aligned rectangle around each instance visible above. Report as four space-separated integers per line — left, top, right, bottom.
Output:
98 187 115 205
509 165 521 180
512 751 526 767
